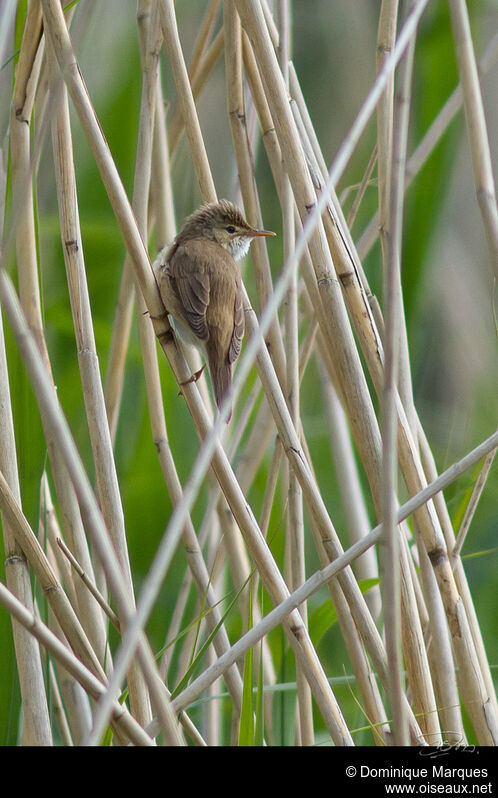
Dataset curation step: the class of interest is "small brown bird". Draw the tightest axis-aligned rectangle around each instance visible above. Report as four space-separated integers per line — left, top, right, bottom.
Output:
158 199 276 420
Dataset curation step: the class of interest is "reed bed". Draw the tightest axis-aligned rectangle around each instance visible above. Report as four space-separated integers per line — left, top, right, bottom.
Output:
0 0 497 747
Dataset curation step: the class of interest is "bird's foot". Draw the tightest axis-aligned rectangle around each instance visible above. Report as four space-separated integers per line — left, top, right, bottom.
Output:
148 309 169 321
177 364 206 396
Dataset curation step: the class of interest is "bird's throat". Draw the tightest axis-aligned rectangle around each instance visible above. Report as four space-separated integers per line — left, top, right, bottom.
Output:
227 236 252 261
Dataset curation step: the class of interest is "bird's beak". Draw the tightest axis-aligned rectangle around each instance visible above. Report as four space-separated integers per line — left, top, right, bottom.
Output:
252 228 276 237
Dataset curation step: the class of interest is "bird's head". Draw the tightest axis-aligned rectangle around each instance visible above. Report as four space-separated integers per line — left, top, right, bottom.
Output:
180 199 275 260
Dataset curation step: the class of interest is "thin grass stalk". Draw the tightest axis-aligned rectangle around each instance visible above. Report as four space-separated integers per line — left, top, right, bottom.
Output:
344 143 378 230
39 479 105 741
357 30 498 260
185 0 221 84
47 658 73 746
41 478 79 612
448 0 498 280
171 426 498 717
159 569 193 681
452 447 497 564
56 536 120 630
0 581 155 746
417 545 466 745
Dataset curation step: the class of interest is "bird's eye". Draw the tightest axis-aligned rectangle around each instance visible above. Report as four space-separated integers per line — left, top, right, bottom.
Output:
225 226 236 234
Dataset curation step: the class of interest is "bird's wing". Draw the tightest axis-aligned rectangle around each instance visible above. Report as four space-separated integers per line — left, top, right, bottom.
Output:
228 289 245 364
167 245 210 341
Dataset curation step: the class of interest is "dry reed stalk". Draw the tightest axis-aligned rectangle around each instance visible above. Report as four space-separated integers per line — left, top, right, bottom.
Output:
417 420 498 724
0 581 154 746
167 28 225 158
40 478 97 742
357 30 498 260
238 22 425 743
225 33 287 396
224 0 303 737
379 0 414 745
0 312 51 745
11 8 112 668
235 3 492 748
40 0 356 744
133 2 247 726
45 27 161 730
344 143 378 230
0 469 111 682
237 4 385 508
376 0 399 269
4 1 490 752
274 0 313 745
280 3 497 742
167 0 224 154
171 427 498 716
1 211 184 743
156 0 359 744
240 9 428 742
318 365 381 621
387 15 460 740
448 0 498 280
160 0 217 203
391 16 467 731
1 12 51 745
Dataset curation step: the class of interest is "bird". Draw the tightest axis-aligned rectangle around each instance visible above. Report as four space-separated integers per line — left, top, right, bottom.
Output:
157 199 276 421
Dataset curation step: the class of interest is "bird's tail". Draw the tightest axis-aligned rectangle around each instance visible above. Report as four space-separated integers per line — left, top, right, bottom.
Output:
211 361 232 423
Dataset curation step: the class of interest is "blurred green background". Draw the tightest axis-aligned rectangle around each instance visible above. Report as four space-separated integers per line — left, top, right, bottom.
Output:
0 0 497 744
